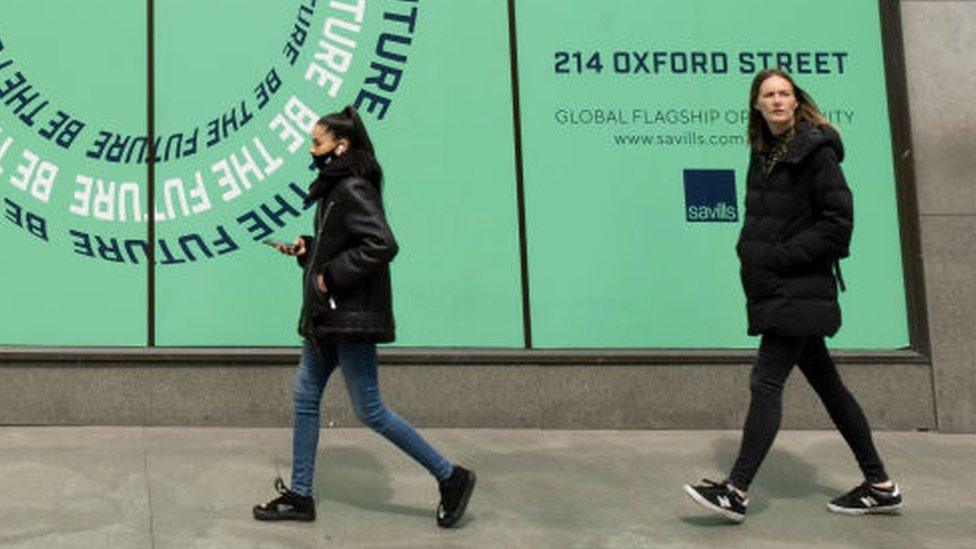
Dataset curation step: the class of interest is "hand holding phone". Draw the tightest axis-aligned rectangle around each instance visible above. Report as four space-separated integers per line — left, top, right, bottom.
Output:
262 239 296 255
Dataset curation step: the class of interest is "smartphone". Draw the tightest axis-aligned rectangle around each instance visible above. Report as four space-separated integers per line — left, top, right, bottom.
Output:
262 239 295 252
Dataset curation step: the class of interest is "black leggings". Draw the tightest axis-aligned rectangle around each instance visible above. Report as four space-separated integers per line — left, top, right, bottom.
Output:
728 334 888 491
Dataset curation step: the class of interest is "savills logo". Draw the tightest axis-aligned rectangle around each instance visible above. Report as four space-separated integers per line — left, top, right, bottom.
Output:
683 169 738 222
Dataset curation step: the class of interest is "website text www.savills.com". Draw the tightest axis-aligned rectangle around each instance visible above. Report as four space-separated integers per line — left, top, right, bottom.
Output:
611 132 748 147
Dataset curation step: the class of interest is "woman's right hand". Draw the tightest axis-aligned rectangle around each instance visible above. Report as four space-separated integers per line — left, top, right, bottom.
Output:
290 237 307 257
275 237 306 256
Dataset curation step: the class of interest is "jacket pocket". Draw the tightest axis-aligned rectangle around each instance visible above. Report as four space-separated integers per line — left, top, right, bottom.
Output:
310 278 339 311
776 206 815 244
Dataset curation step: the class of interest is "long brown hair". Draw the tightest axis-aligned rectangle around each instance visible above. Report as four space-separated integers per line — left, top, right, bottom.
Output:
748 69 832 152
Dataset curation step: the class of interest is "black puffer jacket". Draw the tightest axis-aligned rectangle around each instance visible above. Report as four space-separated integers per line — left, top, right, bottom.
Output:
297 162 398 343
736 122 853 337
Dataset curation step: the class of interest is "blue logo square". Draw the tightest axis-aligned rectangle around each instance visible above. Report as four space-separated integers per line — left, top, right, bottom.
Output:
683 169 738 222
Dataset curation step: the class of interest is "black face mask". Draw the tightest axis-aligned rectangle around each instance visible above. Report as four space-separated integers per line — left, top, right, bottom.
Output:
311 151 335 171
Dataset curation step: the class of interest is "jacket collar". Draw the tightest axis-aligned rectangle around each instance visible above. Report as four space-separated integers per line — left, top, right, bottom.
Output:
780 121 845 165
304 149 372 206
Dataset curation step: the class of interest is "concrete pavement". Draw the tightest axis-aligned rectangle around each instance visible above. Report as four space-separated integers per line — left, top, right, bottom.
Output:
1 427 973 548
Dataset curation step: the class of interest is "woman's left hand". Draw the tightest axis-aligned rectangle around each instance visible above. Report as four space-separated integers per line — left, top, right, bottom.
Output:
316 274 328 293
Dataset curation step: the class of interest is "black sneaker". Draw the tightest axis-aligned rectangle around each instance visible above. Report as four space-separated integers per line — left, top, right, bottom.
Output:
827 482 903 515
437 465 476 528
253 476 316 522
683 478 748 523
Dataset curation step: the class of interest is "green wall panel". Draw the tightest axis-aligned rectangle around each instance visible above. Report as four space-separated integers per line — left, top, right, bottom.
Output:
0 0 147 345
153 0 524 346
516 0 909 348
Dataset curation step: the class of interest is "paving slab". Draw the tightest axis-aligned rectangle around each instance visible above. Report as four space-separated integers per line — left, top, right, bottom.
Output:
1 428 974 548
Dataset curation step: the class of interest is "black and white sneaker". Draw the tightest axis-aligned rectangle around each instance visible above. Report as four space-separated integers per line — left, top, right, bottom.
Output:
252 476 316 522
827 482 903 515
683 478 748 523
437 466 476 528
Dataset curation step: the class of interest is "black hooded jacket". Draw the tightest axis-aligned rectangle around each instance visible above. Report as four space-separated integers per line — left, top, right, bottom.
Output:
736 122 853 337
297 152 398 343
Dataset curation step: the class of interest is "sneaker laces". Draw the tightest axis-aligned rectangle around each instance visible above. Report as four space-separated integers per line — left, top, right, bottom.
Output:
858 481 896 498
273 475 288 496
258 474 295 509
702 478 744 499
701 478 729 489
839 482 868 497
701 478 748 506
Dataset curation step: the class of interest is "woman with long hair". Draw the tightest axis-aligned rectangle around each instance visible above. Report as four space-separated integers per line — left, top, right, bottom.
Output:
253 105 476 528
683 70 902 522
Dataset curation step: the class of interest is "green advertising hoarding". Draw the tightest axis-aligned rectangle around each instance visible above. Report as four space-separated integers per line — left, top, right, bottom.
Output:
0 0 148 345
517 0 908 348
0 1 909 350
152 0 523 346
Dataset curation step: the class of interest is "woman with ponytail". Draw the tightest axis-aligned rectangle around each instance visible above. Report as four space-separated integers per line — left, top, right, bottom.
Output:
253 105 476 528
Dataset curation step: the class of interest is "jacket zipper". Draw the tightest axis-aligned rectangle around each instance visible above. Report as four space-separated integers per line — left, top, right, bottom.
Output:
306 200 335 270
301 200 337 333
319 201 339 310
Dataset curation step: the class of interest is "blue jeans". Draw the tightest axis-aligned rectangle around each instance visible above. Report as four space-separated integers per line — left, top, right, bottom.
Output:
290 339 453 496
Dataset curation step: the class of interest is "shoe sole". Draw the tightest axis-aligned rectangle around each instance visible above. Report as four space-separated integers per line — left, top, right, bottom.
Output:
827 502 902 515
683 484 745 523
438 471 477 528
252 508 315 522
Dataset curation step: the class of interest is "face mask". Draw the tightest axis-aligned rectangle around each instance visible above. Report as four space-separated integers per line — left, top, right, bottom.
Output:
311 151 334 171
